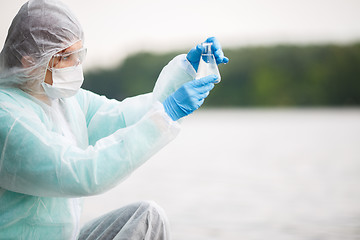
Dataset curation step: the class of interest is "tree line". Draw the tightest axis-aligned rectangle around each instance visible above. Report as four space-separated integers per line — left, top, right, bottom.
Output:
83 43 360 107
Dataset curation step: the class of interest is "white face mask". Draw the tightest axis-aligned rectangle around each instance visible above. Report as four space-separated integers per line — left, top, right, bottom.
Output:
42 64 84 99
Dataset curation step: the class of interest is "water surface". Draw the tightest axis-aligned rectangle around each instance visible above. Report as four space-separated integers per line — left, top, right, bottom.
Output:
81 108 360 240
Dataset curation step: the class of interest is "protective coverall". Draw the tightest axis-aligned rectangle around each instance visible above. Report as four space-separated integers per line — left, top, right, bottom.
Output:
0 0 196 239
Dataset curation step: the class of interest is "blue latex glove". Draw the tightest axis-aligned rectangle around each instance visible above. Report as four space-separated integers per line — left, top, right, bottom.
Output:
187 37 229 71
163 75 218 121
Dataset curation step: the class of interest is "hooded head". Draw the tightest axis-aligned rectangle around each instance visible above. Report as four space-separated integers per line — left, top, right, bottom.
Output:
0 0 84 94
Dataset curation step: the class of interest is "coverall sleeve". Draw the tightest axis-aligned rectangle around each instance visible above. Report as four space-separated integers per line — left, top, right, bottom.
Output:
0 99 179 197
78 54 195 144
77 90 156 145
152 54 196 103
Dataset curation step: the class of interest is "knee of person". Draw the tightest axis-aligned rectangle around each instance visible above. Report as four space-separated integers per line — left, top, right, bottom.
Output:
139 200 168 220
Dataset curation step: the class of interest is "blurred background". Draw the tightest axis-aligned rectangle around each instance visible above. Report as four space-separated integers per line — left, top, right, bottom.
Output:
1 0 360 239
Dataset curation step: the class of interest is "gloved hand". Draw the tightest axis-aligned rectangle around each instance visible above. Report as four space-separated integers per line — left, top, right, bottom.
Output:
187 37 229 72
163 75 218 121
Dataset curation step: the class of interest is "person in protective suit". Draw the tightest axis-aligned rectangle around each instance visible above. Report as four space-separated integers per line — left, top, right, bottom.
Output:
0 0 229 239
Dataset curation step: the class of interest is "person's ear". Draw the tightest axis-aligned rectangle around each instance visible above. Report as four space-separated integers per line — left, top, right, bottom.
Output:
21 56 35 68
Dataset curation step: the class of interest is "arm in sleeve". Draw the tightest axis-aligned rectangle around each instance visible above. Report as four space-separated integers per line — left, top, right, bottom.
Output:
77 54 194 143
152 54 196 103
76 90 156 144
0 101 179 198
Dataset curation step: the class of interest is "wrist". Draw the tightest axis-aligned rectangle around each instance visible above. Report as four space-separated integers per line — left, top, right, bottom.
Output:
163 96 180 121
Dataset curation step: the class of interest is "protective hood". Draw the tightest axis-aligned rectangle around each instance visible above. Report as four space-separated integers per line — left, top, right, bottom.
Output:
0 0 84 94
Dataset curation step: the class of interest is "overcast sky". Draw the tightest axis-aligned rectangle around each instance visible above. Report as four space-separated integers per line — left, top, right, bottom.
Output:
1 0 360 69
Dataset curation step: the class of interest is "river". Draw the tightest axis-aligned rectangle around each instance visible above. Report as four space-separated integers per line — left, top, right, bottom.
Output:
81 108 360 240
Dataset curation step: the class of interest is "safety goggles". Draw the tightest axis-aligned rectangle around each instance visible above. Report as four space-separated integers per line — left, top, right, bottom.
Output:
50 47 87 69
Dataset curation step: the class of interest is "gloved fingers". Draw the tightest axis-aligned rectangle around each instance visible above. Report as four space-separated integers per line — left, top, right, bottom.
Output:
196 43 205 54
186 45 200 62
186 44 204 69
205 37 229 65
197 91 210 100
187 37 229 70
214 49 229 64
193 83 214 95
191 98 205 109
199 98 205 107
177 96 203 113
191 75 218 87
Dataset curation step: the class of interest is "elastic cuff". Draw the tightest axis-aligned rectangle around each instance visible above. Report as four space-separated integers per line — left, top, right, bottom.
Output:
153 101 182 126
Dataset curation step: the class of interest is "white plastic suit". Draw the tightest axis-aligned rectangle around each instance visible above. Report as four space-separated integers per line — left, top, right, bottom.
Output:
0 0 195 239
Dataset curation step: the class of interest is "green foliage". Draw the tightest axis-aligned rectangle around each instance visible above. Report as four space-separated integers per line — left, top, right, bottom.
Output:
83 52 178 100
83 43 360 107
